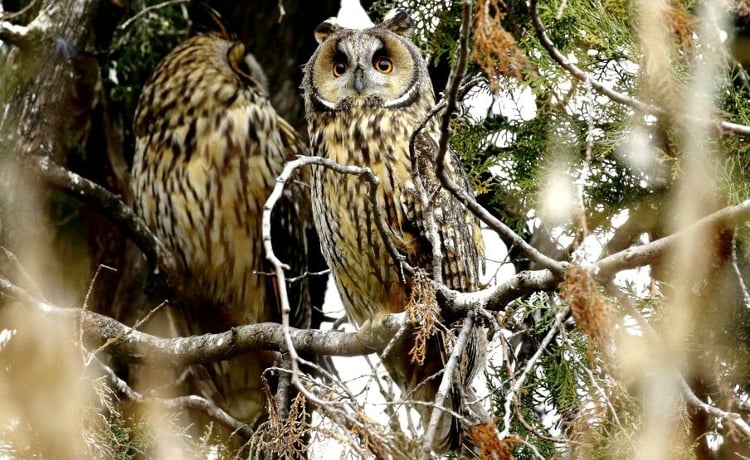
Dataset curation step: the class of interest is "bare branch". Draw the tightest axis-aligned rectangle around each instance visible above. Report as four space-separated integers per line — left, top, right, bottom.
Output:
679 377 750 438
500 306 569 438
116 0 189 32
0 274 404 365
25 154 184 293
438 268 560 316
422 311 475 451
594 199 750 282
0 245 47 301
528 0 750 137
97 358 249 435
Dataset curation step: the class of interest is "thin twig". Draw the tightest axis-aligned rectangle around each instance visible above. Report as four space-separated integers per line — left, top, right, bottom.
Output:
86 300 168 367
116 0 188 31
528 0 750 137
500 306 569 438
512 398 567 445
96 356 250 435
0 245 47 301
422 311 476 451
80 264 117 366
558 329 625 432
277 0 286 22
515 436 548 460
0 0 39 23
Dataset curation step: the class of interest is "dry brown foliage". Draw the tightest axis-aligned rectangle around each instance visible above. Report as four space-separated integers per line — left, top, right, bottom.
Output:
665 2 696 52
468 423 518 460
249 379 309 459
560 264 613 351
406 269 440 365
730 0 750 15
471 0 531 92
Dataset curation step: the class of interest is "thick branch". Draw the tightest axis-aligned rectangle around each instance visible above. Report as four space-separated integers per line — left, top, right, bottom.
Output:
438 268 560 316
0 274 403 364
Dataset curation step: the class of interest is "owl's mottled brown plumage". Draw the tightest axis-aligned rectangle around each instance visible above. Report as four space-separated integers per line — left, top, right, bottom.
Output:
302 10 486 453
130 18 324 429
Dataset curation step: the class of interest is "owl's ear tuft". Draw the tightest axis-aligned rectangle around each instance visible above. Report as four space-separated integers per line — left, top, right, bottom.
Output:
315 17 340 44
188 1 234 39
380 9 415 37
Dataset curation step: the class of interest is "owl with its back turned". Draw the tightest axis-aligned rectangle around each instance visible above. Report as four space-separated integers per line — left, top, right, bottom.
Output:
302 9 487 453
130 5 325 435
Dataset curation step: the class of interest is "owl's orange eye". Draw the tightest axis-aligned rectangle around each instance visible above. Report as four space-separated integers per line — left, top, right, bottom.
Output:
373 56 393 74
333 62 348 77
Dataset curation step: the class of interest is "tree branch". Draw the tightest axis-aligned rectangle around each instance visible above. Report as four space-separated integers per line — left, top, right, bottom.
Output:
422 311 476 452
97 358 250 435
528 0 750 137
0 274 404 364
605 282 750 439
438 268 560 316
500 306 569 439
594 199 750 282
24 154 184 293
0 2 49 51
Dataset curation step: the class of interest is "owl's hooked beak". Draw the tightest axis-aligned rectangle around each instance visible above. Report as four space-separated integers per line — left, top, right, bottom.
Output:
353 67 365 94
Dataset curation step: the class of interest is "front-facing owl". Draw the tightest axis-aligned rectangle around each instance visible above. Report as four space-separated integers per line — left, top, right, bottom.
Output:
302 10 487 453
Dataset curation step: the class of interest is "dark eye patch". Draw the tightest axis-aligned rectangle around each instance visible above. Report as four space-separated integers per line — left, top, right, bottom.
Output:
332 50 349 77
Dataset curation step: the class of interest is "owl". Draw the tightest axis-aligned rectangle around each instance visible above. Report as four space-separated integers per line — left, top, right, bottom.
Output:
302 9 487 453
130 6 325 434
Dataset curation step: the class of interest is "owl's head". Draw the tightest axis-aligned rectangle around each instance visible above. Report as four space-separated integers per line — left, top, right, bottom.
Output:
302 10 432 111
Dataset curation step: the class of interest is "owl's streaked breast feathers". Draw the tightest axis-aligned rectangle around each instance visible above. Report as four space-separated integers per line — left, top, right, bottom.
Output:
130 8 324 430
303 8 487 454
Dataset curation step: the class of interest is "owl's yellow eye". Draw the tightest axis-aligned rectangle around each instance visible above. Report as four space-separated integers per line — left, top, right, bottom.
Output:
373 56 393 74
333 62 348 77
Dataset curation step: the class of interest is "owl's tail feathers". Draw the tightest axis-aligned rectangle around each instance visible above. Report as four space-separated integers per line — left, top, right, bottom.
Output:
382 325 491 455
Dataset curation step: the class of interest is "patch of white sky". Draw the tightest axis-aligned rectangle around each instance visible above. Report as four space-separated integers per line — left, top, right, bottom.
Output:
0 329 15 352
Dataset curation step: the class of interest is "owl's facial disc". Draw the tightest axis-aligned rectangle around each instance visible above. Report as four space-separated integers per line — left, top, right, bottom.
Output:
309 29 422 111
